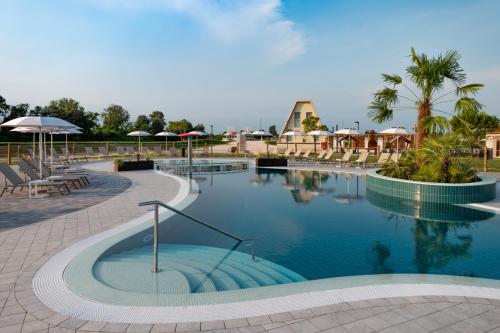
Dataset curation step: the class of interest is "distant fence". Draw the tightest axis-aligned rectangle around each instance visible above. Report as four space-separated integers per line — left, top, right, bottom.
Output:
0 140 221 163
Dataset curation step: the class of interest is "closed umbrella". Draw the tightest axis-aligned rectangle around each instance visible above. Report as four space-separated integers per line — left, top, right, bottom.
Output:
307 130 333 154
155 131 177 154
1 116 78 178
379 127 410 161
282 131 304 151
127 131 152 153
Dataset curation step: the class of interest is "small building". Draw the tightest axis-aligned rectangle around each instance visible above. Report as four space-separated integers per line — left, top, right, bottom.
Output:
278 100 328 151
486 131 500 158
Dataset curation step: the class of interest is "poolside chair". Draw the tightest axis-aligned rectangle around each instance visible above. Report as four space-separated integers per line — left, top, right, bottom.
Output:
302 150 312 159
317 149 334 164
30 158 89 184
153 146 162 156
390 152 402 163
316 150 327 160
17 160 81 189
335 150 353 167
116 146 126 156
61 147 86 162
84 147 98 159
0 164 70 197
126 146 136 155
169 147 177 157
283 148 292 157
98 146 110 158
371 152 391 167
50 149 71 165
291 149 303 160
353 151 369 168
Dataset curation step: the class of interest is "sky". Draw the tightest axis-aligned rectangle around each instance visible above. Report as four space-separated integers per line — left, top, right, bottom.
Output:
0 0 499 132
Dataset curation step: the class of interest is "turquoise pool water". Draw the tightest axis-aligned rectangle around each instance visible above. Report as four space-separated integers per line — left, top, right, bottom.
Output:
94 168 500 295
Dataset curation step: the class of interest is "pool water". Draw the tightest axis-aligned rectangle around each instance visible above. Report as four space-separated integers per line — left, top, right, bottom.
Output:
94 168 500 295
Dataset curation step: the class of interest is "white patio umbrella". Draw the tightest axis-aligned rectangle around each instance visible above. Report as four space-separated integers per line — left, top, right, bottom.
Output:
334 128 360 152
1 116 78 178
282 131 304 151
155 131 177 154
307 130 333 154
252 130 271 141
53 128 82 159
379 127 410 161
127 131 152 153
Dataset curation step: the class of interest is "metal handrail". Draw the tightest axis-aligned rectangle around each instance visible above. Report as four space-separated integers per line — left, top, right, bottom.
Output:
139 200 255 273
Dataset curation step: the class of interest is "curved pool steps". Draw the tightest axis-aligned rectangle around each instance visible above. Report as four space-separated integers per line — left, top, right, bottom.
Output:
95 244 306 293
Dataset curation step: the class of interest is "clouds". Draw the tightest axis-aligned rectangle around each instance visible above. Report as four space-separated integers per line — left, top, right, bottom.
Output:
97 0 306 64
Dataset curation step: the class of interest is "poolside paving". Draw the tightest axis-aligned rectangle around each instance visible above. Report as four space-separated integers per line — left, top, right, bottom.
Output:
0 162 499 332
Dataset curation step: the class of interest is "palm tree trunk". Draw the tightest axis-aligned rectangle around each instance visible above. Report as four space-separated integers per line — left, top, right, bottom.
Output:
416 100 431 150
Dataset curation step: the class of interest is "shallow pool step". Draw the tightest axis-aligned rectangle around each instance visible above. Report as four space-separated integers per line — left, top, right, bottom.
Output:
97 244 306 294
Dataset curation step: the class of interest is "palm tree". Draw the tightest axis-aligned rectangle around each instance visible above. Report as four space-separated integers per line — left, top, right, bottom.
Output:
368 48 483 149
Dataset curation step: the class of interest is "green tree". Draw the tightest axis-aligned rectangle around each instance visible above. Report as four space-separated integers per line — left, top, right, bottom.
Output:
102 104 130 131
0 96 9 121
135 115 150 131
193 123 205 132
450 109 499 147
368 48 483 150
269 124 277 136
166 119 193 134
45 98 99 134
301 116 328 133
149 111 166 134
7 103 29 120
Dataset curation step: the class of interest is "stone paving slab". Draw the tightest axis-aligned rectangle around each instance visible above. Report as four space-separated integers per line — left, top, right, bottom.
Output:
0 162 499 332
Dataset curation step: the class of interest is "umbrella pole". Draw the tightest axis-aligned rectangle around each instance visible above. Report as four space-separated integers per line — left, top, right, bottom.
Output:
65 134 68 159
138 136 141 155
165 136 168 155
32 133 36 159
43 132 47 162
38 130 43 180
50 132 54 172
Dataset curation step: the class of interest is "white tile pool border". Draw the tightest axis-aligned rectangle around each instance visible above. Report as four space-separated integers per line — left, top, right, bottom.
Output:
32 167 500 324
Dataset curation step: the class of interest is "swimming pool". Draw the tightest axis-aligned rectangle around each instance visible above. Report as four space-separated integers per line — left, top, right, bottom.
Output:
63 165 500 306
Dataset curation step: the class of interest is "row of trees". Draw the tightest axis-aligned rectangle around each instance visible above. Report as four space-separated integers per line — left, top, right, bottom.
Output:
0 96 207 140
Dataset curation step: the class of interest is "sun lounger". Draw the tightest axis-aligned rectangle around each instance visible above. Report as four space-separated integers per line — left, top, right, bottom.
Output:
370 152 391 167
353 151 369 168
30 158 88 184
316 150 327 160
17 160 82 189
153 146 162 156
169 147 177 157
282 148 292 157
317 149 334 163
390 153 402 163
302 150 312 159
116 146 126 156
126 146 136 155
98 146 110 158
50 149 71 165
335 150 353 167
0 164 70 197
84 147 98 159
293 149 303 158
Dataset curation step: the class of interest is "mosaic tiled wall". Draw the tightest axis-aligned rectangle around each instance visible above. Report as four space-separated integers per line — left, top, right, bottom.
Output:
366 170 496 204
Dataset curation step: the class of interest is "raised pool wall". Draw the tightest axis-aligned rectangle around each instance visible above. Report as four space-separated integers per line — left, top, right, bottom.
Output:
366 169 496 204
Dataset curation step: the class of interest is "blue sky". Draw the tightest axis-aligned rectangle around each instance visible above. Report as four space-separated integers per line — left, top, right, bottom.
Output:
1 0 499 132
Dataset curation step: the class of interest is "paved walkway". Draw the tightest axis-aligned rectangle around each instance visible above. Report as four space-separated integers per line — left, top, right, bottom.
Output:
0 163 500 332
0 171 131 231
